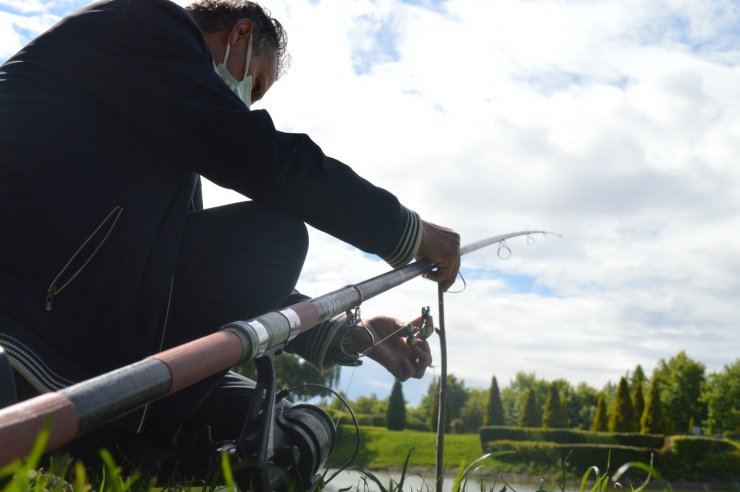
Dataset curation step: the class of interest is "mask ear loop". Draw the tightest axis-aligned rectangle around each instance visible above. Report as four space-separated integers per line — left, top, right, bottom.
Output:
222 42 231 66
245 33 253 75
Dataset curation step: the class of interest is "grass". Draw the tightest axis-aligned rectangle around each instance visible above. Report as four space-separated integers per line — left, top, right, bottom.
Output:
343 448 671 492
0 426 674 492
328 426 484 469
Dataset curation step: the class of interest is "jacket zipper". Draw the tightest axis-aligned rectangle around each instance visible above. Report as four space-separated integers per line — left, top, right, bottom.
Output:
45 206 123 311
136 275 174 434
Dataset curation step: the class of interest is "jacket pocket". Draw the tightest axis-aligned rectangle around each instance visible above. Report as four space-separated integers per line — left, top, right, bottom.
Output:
45 205 124 311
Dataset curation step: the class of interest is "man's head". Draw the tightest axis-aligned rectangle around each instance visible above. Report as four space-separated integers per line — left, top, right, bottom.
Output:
186 0 288 104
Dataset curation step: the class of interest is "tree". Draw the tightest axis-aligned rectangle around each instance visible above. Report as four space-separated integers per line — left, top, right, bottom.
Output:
641 376 664 434
426 374 470 432
654 351 706 433
501 372 548 426
518 389 539 427
484 376 506 425
591 392 608 432
701 358 740 434
567 382 599 430
629 364 647 392
387 379 406 431
542 382 565 428
632 379 645 429
459 388 486 433
609 377 636 432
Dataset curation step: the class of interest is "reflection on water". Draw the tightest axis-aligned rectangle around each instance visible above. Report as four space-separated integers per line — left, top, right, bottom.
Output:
322 469 538 492
321 469 707 492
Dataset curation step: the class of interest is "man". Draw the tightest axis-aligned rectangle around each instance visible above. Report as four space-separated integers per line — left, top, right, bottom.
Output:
0 0 460 478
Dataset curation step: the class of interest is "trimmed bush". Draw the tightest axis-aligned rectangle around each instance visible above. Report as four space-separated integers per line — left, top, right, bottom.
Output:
667 436 738 461
608 432 664 449
661 436 740 482
485 440 654 475
480 426 664 449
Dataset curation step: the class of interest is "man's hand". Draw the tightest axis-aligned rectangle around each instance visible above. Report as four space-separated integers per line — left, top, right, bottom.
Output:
351 316 432 381
416 220 461 291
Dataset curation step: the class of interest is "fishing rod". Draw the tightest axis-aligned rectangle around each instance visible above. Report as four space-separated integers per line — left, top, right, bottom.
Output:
0 230 557 476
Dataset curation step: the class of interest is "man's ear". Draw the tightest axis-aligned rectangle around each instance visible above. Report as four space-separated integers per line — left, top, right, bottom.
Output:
234 19 254 42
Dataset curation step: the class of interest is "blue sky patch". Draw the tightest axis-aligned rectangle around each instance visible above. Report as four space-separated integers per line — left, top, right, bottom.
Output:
460 266 555 296
400 0 447 14
351 13 401 76
514 70 585 95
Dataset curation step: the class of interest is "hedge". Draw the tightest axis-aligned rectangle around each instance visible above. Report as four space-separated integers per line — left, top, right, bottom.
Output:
481 432 740 484
484 440 655 475
480 426 664 449
657 436 740 481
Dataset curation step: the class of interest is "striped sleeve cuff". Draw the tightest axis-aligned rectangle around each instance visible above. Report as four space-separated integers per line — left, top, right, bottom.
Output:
382 207 422 269
286 314 360 371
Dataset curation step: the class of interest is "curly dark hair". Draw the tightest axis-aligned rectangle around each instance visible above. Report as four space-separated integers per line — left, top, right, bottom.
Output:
186 0 290 78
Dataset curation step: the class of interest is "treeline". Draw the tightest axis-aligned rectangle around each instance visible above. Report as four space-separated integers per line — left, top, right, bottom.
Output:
321 351 739 437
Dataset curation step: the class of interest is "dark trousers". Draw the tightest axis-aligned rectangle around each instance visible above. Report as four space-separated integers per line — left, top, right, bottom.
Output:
29 201 309 480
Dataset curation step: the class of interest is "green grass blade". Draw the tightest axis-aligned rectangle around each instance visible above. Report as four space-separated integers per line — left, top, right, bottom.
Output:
394 448 415 492
220 451 236 492
452 451 513 492
612 460 673 492
349 467 388 492
578 466 600 492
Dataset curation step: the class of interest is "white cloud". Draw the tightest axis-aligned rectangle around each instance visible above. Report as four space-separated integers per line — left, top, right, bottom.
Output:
2 0 739 404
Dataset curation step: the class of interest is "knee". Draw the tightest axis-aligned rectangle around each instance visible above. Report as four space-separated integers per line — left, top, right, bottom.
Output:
285 215 308 260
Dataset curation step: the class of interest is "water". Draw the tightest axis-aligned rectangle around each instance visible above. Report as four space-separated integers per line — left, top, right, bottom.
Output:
321 470 717 492
322 469 537 491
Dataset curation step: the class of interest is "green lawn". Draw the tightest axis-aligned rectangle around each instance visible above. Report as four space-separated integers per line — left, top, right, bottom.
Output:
328 426 484 470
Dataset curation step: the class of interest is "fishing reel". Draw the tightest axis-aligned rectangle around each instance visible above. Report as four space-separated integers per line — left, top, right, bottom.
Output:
198 353 336 491
402 306 435 347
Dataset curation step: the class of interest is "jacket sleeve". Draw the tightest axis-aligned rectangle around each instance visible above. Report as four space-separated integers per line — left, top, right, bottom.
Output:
46 0 421 266
281 290 363 371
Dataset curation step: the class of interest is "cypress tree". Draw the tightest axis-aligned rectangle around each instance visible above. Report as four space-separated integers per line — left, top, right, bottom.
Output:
609 376 636 432
632 380 645 430
641 377 664 434
518 388 539 427
542 382 565 428
428 378 440 431
591 392 608 432
387 379 406 431
484 376 506 425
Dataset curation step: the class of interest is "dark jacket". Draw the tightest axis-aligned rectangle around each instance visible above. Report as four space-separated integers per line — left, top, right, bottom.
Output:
0 0 419 385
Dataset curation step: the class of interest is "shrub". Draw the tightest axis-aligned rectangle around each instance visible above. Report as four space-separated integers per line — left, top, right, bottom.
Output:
484 440 654 476
667 436 738 461
661 436 740 481
480 426 664 449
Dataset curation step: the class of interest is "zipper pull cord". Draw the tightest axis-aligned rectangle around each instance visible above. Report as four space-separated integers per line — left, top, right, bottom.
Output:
45 206 123 311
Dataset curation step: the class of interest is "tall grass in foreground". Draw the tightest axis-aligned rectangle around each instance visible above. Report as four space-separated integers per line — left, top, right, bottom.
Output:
0 431 671 492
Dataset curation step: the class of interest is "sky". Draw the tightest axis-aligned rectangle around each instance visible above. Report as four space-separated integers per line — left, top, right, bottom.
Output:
2 0 739 406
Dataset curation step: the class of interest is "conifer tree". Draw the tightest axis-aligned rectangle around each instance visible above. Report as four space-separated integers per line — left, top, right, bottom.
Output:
629 364 647 390
387 379 406 431
428 377 440 432
484 376 506 425
641 377 664 434
542 382 565 428
609 376 636 432
518 388 539 427
631 380 645 430
591 392 608 432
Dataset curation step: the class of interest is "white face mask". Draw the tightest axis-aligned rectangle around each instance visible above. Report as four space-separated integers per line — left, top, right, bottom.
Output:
214 34 253 109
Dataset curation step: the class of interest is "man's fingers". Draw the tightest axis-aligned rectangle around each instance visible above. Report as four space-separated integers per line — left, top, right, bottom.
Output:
413 346 431 378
